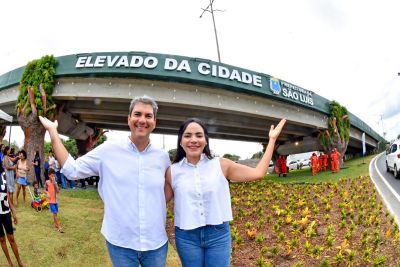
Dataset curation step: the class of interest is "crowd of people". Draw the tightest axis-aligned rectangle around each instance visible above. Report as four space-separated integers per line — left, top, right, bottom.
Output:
0 145 79 266
309 148 341 176
0 144 26 267
0 94 345 266
276 148 342 178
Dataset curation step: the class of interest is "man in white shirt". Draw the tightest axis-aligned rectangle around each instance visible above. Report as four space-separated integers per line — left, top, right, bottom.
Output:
39 96 170 267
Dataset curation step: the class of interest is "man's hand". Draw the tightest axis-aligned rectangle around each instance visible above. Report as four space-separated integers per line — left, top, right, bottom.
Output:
39 116 58 132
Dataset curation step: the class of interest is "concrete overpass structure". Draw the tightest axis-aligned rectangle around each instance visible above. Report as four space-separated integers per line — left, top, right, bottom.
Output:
0 52 384 155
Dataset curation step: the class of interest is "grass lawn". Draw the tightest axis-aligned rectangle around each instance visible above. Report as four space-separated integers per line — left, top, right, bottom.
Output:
0 188 180 267
266 154 374 183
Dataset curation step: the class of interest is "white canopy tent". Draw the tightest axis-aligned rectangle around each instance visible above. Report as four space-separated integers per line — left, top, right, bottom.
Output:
0 109 13 145
0 109 13 122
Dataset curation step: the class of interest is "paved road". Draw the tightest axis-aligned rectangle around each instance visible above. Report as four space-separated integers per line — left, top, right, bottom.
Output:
370 153 400 226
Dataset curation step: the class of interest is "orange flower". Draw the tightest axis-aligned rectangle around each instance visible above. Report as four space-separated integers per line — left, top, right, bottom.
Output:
385 229 392 239
301 207 311 217
336 239 349 251
300 216 309 226
247 228 257 239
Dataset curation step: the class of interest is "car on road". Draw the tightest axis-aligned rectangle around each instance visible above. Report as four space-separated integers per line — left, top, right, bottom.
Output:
287 160 300 171
385 140 400 178
300 158 311 169
268 160 275 173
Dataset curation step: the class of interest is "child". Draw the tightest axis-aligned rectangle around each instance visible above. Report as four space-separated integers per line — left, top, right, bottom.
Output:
0 173 26 267
45 168 64 233
32 181 47 208
33 181 40 198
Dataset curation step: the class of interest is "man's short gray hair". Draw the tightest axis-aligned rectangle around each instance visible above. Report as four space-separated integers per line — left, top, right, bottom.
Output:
128 95 158 118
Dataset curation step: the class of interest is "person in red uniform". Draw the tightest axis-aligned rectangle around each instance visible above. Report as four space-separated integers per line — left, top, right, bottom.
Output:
331 148 341 173
310 153 319 176
281 155 288 177
277 155 283 177
318 153 324 172
323 152 328 171
278 155 287 177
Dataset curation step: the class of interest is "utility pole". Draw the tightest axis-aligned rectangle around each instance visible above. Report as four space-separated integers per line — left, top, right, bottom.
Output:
380 114 386 139
200 0 224 63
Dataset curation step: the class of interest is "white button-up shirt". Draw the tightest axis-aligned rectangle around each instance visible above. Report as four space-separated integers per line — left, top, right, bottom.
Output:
62 137 170 251
171 155 233 230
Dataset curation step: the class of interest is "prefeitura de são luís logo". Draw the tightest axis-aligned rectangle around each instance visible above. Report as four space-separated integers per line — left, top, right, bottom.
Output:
269 77 281 95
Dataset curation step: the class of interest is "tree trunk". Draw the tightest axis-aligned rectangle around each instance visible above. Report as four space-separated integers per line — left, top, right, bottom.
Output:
76 139 89 156
263 142 280 174
76 132 106 156
271 151 279 174
336 140 348 168
325 140 348 170
0 125 6 143
18 115 46 184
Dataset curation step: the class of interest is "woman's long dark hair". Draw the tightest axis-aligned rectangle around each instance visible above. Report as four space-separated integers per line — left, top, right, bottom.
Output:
172 118 213 163
4 146 10 156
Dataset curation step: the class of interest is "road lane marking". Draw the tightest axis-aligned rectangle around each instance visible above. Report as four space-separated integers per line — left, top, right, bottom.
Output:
370 153 400 226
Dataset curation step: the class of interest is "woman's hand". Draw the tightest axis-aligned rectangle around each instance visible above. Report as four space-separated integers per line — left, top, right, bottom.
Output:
269 118 286 141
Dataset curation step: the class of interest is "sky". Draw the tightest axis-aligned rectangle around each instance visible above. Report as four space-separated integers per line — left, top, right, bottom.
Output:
1 0 400 159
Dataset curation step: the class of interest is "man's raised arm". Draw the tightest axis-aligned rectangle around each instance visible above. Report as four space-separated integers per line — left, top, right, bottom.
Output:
39 116 69 167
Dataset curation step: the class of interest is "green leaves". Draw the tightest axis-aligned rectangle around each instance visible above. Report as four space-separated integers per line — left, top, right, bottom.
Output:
319 100 350 152
16 55 57 118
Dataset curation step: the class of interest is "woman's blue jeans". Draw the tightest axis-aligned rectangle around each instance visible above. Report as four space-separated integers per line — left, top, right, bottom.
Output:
106 240 168 267
34 168 43 187
175 221 231 267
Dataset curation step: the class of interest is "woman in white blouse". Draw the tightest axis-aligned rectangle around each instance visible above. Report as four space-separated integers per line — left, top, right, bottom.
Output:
165 117 286 267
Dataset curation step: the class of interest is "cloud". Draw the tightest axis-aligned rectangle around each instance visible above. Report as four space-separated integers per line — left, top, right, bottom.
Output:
369 77 400 120
308 0 348 31
383 113 400 140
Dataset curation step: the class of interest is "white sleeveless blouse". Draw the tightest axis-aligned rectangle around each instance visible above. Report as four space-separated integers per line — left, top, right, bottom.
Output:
171 155 233 230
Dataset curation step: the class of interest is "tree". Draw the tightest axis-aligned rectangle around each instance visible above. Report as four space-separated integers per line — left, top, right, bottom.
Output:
44 141 53 155
63 139 78 157
263 142 280 174
45 139 77 156
223 153 240 161
251 151 263 159
0 125 6 143
1 140 21 152
318 101 350 168
93 135 107 149
16 55 57 183
76 128 108 156
168 148 177 162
